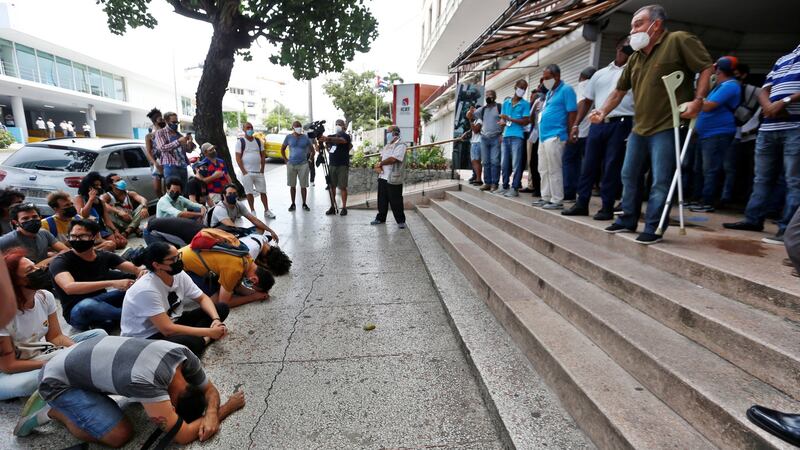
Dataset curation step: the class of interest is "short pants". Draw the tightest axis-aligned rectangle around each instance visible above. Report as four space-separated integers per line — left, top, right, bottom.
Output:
242 172 267 194
328 165 349 189
286 163 310 188
470 142 482 161
47 387 125 440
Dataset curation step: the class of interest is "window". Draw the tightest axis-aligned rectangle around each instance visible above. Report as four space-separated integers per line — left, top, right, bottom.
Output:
56 57 74 90
113 76 125 101
88 67 102 96
0 38 16 77
101 71 114 98
4 145 97 172
105 150 124 170
123 148 150 168
15 44 37 82
36 50 56 85
181 96 194 116
73 63 89 93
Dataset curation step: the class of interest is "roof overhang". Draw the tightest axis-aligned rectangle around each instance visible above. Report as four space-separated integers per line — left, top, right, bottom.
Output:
449 0 625 71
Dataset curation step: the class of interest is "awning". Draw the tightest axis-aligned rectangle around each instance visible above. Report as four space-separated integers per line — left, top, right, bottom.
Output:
449 0 626 71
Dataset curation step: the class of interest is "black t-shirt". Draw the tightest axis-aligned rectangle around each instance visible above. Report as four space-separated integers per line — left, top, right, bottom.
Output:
49 250 128 320
328 131 352 166
146 217 203 245
186 177 208 202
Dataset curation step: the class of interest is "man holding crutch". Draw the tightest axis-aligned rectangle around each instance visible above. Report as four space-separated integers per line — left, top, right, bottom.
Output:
590 4 713 245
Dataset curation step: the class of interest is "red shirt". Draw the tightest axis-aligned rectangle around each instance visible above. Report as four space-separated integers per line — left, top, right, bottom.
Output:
202 157 228 193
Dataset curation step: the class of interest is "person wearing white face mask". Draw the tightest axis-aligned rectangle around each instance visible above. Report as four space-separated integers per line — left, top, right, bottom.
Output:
236 122 275 219
370 125 407 228
590 4 713 245
496 79 532 197
281 121 314 211
318 119 353 216
562 66 596 203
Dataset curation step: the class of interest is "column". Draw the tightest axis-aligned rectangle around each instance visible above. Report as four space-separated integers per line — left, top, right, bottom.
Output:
10 95 27 143
85 105 96 138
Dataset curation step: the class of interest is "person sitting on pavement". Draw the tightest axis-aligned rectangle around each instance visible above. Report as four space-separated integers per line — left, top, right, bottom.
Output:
194 143 231 204
210 184 279 240
41 191 116 252
102 173 150 237
74 172 127 249
0 188 25 235
0 248 107 401
179 244 275 308
281 120 314 212
49 219 143 331
236 122 276 219
14 335 246 446
157 177 207 220
239 233 292 275
121 242 229 357
0 203 69 267
187 161 212 207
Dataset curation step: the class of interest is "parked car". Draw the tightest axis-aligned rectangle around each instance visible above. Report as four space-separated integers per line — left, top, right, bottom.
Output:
0 137 162 216
255 132 290 161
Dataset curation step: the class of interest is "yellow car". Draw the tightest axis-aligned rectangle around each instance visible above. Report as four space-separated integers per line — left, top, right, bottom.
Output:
255 132 290 161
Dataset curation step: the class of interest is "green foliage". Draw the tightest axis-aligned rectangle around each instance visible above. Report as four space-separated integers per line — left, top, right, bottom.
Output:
350 149 370 168
262 102 307 133
323 70 403 132
407 146 447 169
96 0 378 80
420 108 432 125
223 111 248 130
0 130 15 149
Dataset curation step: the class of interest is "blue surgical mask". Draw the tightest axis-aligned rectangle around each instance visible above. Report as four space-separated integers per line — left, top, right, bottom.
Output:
246 129 255 137
114 180 127 191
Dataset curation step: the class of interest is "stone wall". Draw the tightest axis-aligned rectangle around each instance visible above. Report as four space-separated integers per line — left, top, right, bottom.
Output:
346 167 457 194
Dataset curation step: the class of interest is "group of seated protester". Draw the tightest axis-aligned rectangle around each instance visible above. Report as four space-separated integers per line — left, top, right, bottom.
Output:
0 185 290 446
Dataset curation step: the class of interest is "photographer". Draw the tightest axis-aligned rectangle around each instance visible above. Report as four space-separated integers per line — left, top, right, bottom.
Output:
281 121 314 212
370 125 407 229
319 119 352 216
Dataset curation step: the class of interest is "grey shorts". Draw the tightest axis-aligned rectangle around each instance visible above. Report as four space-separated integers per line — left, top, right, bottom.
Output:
328 165 349 189
287 162 310 188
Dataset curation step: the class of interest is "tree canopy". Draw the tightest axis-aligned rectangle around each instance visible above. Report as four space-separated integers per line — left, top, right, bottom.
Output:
322 70 403 132
262 102 307 133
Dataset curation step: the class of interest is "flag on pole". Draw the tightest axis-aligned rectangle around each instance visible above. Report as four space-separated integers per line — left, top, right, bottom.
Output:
375 75 390 91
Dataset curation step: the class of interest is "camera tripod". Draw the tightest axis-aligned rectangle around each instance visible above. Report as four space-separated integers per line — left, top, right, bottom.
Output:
315 137 339 214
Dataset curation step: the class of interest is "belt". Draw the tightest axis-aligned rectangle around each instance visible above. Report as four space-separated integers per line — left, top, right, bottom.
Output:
603 115 633 123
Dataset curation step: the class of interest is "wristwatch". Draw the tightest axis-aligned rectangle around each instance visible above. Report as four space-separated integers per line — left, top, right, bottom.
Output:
783 96 793 104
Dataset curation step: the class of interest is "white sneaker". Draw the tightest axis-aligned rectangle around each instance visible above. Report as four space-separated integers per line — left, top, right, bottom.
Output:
264 209 276 219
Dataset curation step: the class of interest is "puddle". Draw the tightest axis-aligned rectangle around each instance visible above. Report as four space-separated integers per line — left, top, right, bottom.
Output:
707 237 767 257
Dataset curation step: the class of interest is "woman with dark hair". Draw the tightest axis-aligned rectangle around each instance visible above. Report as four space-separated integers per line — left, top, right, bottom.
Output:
74 172 126 249
0 247 106 400
0 188 25 236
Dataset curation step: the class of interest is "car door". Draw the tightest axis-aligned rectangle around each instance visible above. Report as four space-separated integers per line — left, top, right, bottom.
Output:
121 146 156 201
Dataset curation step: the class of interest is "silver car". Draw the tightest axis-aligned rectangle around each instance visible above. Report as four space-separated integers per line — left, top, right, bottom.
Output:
0 138 160 216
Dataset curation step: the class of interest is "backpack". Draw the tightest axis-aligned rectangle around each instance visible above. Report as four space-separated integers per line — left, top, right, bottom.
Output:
190 228 250 257
734 83 761 127
478 103 501 121
239 137 263 153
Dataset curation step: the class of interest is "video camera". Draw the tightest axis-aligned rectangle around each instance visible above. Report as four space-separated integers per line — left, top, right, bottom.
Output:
304 120 326 140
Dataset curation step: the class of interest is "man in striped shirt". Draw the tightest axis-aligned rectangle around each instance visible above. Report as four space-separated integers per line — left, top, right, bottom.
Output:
724 44 800 244
14 336 245 446
155 112 195 192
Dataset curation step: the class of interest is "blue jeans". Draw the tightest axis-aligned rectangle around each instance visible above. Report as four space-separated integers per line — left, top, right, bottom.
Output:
563 137 586 200
163 164 188 191
743 128 800 232
721 138 739 202
48 384 126 440
695 133 735 205
577 119 632 209
68 290 126 331
615 129 677 234
501 136 525 190
480 135 501 186
470 142 482 161
0 329 106 401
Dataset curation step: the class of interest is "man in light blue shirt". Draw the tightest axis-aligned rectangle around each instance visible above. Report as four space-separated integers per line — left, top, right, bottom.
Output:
156 177 206 221
281 120 315 211
497 79 531 196
533 64 577 209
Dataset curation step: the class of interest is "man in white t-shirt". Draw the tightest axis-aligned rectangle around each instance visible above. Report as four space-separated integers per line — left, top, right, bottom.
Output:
121 242 229 357
35 117 45 130
370 125 407 228
210 184 279 241
59 120 68 137
46 119 56 139
235 122 275 219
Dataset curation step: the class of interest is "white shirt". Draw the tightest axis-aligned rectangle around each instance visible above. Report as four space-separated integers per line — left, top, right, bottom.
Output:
0 290 57 349
470 119 482 143
575 81 591 138
584 61 635 118
241 234 270 260
121 271 203 338
35 119 46 130
46 121 55 130
379 140 407 181
210 200 249 227
82 124 91 132
66 123 74 132
237 137 264 172
59 122 67 131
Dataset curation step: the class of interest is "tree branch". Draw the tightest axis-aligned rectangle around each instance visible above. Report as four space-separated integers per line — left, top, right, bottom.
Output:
165 0 212 23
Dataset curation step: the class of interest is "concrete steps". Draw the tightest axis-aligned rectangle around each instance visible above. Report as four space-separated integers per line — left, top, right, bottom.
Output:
414 187 800 449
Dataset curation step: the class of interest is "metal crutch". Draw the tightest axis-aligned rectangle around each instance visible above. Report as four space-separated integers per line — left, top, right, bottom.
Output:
656 71 689 236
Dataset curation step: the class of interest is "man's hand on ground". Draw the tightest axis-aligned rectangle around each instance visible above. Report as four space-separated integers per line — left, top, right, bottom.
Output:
198 411 220 442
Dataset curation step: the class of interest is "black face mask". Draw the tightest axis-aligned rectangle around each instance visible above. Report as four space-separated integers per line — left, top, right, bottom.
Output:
621 45 634 56
486 97 495 104
69 239 94 253
61 206 78 218
164 259 184 276
226 194 238 205
157 120 166 128
168 191 180 201
26 267 52 290
19 220 41 234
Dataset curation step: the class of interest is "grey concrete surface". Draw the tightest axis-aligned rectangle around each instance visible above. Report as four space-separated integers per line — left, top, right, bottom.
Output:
0 162 503 449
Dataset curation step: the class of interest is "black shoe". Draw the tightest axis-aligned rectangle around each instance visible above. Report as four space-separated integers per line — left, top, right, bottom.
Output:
688 204 715 213
302 204 310 211
635 232 662 245
593 209 614 221
288 204 296 211
722 221 763 232
747 405 800 447
613 204 623 215
325 207 336 215
532 190 541 197
519 187 534 193
468 176 476 183
561 205 589 216
340 208 347 216
605 223 634 234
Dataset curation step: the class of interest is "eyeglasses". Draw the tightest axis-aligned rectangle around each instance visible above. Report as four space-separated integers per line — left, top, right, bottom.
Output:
162 254 182 263
68 233 94 241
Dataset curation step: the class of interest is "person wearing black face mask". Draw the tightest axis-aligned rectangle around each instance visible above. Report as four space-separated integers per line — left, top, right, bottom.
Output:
119 242 229 357
194 143 231 204
42 191 117 253
0 204 68 267
209 184 279 241
0 247 107 401
154 111 195 192
156 177 207 222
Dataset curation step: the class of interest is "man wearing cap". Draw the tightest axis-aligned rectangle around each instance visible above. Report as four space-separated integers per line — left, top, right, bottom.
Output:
686 56 741 213
563 37 635 220
194 143 231 204
591 4 713 245
724 44 800 245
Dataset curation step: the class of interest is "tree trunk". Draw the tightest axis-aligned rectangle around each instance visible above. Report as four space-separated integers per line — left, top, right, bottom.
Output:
193 24 241 187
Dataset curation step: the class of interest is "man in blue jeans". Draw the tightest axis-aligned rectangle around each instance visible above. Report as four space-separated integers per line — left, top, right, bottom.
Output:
155 112 195 192
497 80 531 197
49 219 143 330
472 90 502 191
591 5 713 244
724 44 800 245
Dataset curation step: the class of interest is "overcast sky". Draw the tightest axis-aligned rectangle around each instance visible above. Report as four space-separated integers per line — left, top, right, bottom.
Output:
5 0 446 127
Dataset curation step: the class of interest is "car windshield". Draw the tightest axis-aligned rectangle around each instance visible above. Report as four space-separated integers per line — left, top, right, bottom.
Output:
3 145 97 172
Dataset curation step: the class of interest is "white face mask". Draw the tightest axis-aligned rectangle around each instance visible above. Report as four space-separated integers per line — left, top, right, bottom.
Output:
629 21 655 52
294 127 304 134
515 87 526 98
335 125 343 133
542 78 556 91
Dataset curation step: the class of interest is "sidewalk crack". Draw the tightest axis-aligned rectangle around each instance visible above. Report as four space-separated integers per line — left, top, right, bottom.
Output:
247 263 325 448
